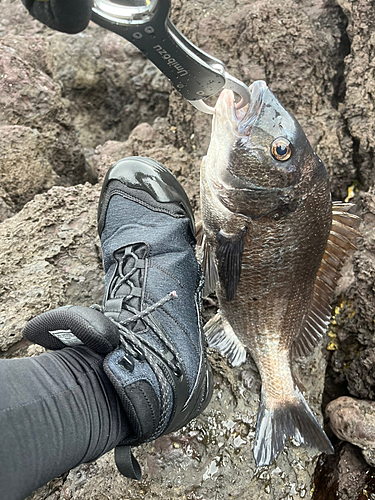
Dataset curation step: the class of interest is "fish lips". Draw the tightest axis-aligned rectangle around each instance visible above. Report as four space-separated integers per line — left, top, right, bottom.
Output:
214 80 267 136
237 80 267 135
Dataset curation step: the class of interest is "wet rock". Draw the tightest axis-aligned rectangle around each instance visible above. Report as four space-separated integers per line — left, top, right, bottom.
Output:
0 125 58 209
0 183 103 353
0 40 87 187
326 396 375 467
312 442 375 500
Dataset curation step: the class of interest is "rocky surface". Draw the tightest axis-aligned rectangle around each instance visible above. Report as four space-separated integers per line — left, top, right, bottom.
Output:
326 396 375 467
312 442 375 500
0 39 88 190
1 0 375 498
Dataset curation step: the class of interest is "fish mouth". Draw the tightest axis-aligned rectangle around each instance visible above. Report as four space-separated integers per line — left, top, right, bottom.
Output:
215 80 267 136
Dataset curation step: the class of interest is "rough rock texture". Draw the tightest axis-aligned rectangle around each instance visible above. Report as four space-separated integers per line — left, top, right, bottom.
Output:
0 183 103 353
326 188 375 403
0 125 58 208
0 39 87 188
326 396 375 467
338 0 375 191
312 442 375 500
48 28 170 149
1 0 375 497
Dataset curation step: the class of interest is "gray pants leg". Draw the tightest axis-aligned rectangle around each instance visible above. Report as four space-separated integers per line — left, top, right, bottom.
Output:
0 346 129 500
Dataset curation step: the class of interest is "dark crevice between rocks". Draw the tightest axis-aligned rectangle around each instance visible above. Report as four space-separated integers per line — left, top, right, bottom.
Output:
325 0 351 109
313 442 375 500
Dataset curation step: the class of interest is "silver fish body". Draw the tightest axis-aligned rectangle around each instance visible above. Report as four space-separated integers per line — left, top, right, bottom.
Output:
199 81 360 465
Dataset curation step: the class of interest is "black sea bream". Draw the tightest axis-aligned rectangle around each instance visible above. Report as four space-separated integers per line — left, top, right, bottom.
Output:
198 80 361 465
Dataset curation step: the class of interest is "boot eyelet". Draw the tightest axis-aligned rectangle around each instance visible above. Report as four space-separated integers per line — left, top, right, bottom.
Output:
173 366 183 379
133 347 145 361
119 354 135 372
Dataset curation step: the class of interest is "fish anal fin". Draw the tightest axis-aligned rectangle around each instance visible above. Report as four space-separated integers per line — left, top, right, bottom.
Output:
293 203 361 358
253 389 334 466
204 312 246 367
216 228 246 302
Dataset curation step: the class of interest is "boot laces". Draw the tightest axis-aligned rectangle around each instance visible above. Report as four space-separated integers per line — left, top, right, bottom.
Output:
92 244 184 435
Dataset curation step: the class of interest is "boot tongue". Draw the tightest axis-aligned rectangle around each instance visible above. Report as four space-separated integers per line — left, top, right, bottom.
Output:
104 244 148 331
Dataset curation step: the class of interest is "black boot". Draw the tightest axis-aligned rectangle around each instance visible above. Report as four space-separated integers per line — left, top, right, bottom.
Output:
97 157 212 478
23 157 213 480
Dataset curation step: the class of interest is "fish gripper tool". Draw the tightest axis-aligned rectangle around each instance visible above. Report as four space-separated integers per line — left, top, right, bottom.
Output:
91 0 250 114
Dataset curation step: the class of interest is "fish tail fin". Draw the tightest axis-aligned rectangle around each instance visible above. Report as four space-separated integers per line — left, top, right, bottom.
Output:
253 388 334 466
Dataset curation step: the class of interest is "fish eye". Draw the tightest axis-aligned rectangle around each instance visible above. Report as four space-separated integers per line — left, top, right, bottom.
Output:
270 137 292 161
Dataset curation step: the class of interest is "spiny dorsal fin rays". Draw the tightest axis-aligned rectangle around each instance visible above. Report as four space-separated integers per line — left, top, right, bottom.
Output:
292 203 361 358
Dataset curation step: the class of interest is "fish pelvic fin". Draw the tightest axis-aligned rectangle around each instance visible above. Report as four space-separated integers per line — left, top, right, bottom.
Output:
196 221 219 297
253 388 334 467
204 312 246 366
293 202 361 358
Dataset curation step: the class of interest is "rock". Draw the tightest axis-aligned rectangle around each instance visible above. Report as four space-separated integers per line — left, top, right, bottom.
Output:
0 183 103 353
0 34 54 76
47 27 170 148
326 396 375 467
0 184 15 223
337 0 375 191
0 40 87 187
327 188 375 400
0 0 46 38
312 442 375 500
0 125 59 208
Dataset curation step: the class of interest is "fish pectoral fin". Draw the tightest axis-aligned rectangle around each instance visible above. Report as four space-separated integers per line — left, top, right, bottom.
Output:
253 388 334 466
204 312 246 367
196 221 219 296
293 202 361 358
216 228 246 302
195 220 204 246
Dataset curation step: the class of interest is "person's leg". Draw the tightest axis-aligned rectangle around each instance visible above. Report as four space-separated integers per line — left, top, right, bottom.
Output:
0 346 129 500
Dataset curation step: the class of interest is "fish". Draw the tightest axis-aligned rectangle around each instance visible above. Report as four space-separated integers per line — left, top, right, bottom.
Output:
197 80 361 466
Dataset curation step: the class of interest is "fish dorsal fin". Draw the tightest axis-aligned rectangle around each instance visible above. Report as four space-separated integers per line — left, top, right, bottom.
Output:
196 221 219 296
216 228 246 302
293 202 361 358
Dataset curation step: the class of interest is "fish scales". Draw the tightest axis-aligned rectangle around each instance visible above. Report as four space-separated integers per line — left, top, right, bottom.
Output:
199 80 361 466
